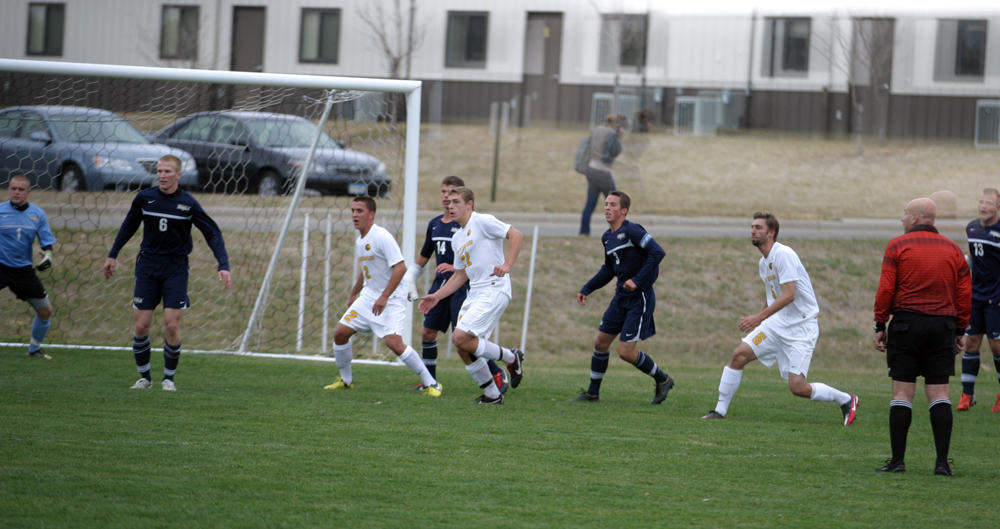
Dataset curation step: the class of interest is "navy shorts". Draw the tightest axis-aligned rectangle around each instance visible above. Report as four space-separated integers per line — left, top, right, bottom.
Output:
886 311 956 384
598 288 656 342
423 277 468 332
133 253 190 310
966 298 1000 340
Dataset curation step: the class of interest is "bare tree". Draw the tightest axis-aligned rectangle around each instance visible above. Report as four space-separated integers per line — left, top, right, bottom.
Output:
814 15 896 153
357 0 426 80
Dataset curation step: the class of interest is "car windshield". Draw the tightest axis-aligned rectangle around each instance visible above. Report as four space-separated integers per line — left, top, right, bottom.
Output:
48 113 149 144
244 118 338 149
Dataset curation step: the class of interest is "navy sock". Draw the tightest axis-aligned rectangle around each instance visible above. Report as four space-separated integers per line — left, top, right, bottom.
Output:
632 351 667 385
994 355 1000 388
889 400 912 463
587 351 610 395
928 399 953 465
164 341 181 381
133 335 151 381
421 340 438 378
487 359 504 381
961 353 980 395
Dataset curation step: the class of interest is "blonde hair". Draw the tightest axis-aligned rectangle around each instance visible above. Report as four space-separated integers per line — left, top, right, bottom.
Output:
159 154 182 172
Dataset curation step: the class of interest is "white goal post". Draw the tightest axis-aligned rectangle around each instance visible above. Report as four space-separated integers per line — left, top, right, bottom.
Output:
0 58 422 358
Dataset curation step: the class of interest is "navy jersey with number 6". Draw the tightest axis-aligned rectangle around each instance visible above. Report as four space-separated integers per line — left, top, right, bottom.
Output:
108 187 229 270
580 220 665 297
419 214 461 281
966 218 1000 302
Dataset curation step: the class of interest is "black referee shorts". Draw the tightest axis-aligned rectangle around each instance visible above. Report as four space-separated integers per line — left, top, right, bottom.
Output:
886 311 957 384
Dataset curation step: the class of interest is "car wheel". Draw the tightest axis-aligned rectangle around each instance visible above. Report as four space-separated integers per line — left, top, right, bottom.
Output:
257 171 282 196
59 164 86 192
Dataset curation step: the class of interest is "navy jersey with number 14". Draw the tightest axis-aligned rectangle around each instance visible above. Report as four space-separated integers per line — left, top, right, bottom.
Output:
419 214 461 281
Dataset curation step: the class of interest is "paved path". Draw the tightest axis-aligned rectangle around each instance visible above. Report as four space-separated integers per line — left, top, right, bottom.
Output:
39 201 969 241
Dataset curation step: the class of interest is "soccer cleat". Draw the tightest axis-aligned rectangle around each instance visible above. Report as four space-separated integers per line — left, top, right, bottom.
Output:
842 393 859 426
875 459 906 473
570 389 600 402
993 394 1000 413
652 375 675 404
957 393 976 411
131 378 153 389
421 382 442 397
162 379 176 391
507 349 524 388
323 377 354 390
473 394 504 405
934 459 954 477
26 349 52 360
495 369 510 395
701 410 725 419
406 382 426 391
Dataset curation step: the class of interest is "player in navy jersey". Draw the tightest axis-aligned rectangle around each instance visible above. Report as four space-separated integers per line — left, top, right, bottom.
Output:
959 188 1000 413
103 155 231 391
572 191 675 404
1 175 57 359
402 176 508 392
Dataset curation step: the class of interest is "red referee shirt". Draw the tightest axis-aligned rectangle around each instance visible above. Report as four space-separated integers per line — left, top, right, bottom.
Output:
874 224 971 330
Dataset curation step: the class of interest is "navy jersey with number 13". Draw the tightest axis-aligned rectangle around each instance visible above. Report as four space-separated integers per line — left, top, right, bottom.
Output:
967 218 1000 302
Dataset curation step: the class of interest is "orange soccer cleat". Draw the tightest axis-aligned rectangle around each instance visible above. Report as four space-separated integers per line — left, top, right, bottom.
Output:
957 393 976 411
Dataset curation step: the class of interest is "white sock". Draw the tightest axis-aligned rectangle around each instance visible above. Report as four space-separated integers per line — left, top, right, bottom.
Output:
809 382 852 405
333 342 353 385
478 338 514 364
716 366 743 417
400 346 437 387
466 357 499 399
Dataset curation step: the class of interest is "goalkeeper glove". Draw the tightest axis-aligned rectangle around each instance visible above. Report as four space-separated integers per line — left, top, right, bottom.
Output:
36 250 53 272
403 262 424 301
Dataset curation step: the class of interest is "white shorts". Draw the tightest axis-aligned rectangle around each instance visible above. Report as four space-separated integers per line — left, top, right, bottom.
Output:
339 293 407 338
456 288 510 338
742 318 818 380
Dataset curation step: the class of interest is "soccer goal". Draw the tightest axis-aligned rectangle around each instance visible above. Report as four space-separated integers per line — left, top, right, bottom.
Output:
0 59 421 362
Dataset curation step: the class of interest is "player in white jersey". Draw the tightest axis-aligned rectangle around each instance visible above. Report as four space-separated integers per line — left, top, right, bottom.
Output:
702 212 859 424
324 197 442 396
418 187 525 404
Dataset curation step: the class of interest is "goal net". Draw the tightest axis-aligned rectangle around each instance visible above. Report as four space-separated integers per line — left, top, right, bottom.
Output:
0 60 421 361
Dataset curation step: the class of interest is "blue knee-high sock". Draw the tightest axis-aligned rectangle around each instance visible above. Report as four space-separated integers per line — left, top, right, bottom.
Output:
28 316 51 353
632 351 668 385
164 341 181 381
133 335 152 381
961 353 980 395
587 351 610 395
421 340 438 378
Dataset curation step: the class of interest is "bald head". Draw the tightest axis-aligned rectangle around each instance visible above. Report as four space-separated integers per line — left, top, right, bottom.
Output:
902 198 936 232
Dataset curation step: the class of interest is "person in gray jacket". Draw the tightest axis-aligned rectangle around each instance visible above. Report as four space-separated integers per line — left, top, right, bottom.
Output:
580 114 627 236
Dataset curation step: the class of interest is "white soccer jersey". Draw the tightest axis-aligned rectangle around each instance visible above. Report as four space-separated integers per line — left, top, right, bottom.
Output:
356 223 406 300
758 242 819 327
451 211 513 296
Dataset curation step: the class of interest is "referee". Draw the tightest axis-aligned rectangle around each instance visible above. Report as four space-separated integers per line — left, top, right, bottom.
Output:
874 198 971 476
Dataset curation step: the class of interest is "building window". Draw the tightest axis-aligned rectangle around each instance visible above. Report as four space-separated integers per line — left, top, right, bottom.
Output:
300 8 340 63
26 3 64 56
599 15 648 73
446 12 488 68
935 19 987 82
160 5 199 60
956 20 987 76
762 17 811 77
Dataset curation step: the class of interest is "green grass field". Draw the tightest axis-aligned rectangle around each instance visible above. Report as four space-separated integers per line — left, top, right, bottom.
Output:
2 347 997 528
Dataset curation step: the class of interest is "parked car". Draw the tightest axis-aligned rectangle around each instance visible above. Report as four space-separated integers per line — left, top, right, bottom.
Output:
0 106 197 191
148 111 391 197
